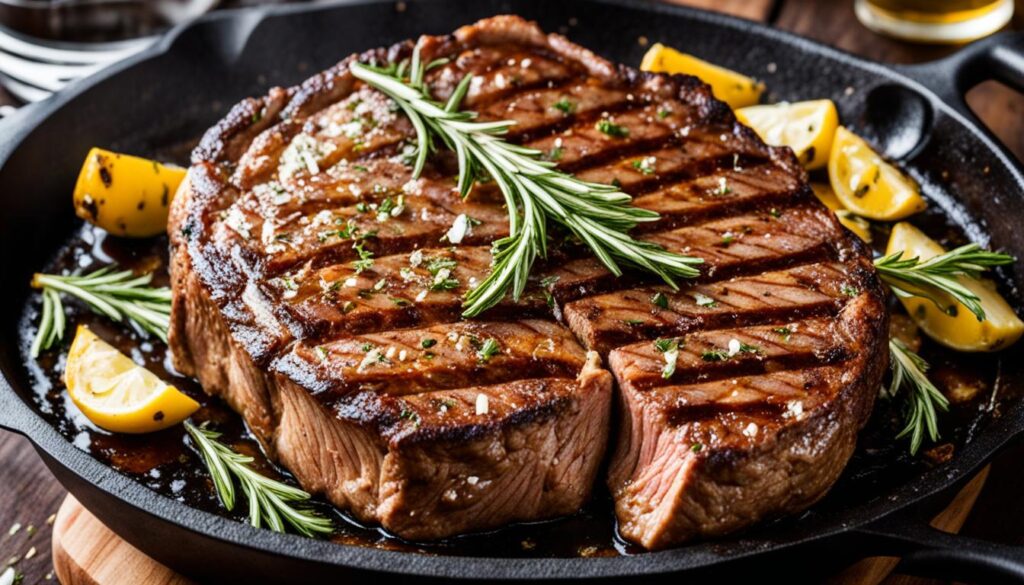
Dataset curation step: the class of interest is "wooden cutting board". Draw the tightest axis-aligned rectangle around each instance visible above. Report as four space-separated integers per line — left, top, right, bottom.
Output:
51 467 988 585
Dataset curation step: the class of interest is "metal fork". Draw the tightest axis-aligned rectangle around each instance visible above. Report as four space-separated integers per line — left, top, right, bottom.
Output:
0 25 154 115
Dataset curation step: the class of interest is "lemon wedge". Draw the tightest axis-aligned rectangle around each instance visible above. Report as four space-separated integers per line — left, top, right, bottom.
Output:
810 183 873 242
640 43 763 109
736 100 838 169
886 223 1024 352
73 147 187 238
64 326 199 433
828 127 926 221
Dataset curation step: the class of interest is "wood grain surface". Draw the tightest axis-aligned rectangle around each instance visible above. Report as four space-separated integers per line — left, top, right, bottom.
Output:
51 497 194 585
1 1 1023 584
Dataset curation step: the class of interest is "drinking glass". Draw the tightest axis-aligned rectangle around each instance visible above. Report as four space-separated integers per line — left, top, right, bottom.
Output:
854 0 1014 43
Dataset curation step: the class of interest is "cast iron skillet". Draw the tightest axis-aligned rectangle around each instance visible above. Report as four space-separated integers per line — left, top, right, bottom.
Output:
2 0 1024 582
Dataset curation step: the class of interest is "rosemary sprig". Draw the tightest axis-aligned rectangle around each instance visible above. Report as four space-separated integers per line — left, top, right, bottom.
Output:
350 51 702 318
875 244 1014 321
887 339 949 455
30 266 172 358
184 421 334 537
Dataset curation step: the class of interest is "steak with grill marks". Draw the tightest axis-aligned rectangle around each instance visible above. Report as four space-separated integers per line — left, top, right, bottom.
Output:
167 15 887 545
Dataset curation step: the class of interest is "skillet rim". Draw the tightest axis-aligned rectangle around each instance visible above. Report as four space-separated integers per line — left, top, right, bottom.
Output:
1 0 1023 579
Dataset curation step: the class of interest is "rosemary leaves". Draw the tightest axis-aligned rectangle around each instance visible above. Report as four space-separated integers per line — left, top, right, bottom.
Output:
30 266 171 358
350 50 702 318
184 422 334 537
886 339 949 455
875 244 1014 321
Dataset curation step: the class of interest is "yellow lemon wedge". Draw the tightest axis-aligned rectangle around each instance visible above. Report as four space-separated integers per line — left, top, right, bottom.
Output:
64 326 200 433
736 100 838 169
73 147 187 238
640 43 764 109
810 183 873 242
886 223 1024 352
828 127 927 221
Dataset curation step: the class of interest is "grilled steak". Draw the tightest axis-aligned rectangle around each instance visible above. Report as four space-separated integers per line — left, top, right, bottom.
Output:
168 15 887 546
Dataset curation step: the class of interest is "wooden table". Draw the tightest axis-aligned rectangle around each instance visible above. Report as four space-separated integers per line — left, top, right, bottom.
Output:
2 0 1024 583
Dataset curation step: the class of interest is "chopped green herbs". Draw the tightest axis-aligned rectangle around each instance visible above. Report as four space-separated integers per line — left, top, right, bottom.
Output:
399 406 421 427
701 349 728 362
430 273 460 291
631 157 656 175
737 341 761 355
595 119 629 138
651 292 669 309
421 338 437 349
477 338 501 363
653 338 681 379
376 195 405 221
552 97 577 114
352 242 375 274
694 292 717 308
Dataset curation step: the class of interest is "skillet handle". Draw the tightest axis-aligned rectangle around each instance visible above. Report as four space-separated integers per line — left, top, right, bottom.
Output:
900 31 1024 113
853 508 1024 584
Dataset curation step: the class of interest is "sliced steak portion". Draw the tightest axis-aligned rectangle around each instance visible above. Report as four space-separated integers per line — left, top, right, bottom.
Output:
607 285 886 549
168 15 887 545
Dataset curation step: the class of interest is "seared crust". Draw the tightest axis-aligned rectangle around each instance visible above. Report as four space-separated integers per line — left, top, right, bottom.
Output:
169 15 887 545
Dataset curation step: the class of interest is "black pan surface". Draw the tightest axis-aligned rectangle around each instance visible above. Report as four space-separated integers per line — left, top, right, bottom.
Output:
2 0 1024 582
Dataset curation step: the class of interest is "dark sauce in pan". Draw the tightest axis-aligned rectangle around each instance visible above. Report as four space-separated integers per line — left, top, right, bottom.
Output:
16 180 1011 559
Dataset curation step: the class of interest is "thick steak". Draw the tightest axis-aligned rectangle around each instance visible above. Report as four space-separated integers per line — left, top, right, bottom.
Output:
168 15 887 546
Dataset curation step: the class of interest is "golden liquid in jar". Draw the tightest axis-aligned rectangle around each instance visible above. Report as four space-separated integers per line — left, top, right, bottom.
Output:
865 0 1005 24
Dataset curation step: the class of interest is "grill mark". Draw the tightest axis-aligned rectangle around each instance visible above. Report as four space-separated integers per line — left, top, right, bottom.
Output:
556 135 765 181
574 151 766 199
235 90 793 276
429 46 588 110
563 260 853 354
386 379 579 445
652 366 844 426
274 226 842 352
464 74 583 110
611 318 852 391
667 401 787 423
483 79 636 140
569 297 842 355
631 174 806 231
507 99 639 143
210 41 862 400
244 159 828 282
548 239 836 308
274 320 586 398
